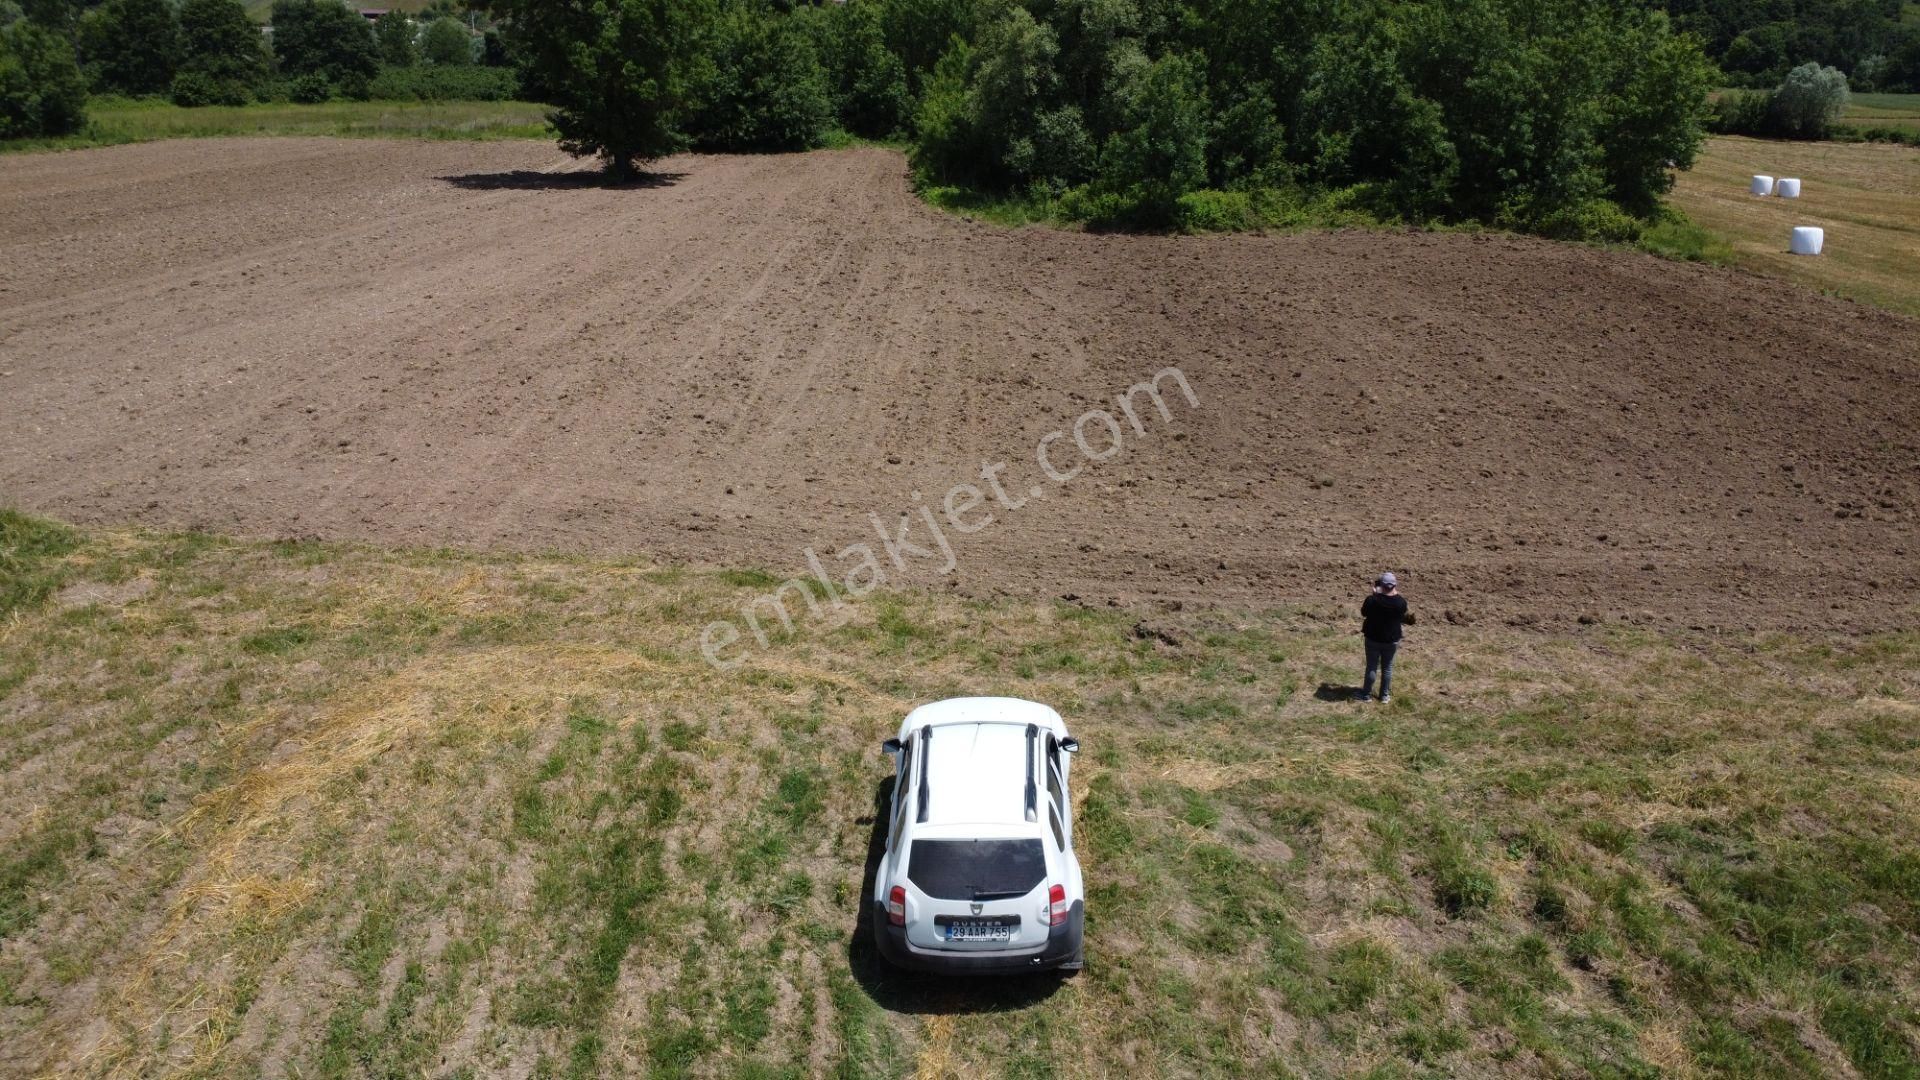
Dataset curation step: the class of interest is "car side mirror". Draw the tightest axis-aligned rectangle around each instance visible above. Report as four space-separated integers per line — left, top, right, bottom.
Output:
882 737 903 755
1059 737 1081 754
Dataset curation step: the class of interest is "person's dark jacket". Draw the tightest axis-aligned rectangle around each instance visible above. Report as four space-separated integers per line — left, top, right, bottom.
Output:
1361 592 1415 643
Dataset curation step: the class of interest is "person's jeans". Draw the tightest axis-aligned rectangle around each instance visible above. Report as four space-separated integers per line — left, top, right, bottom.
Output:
1362 639 1398 699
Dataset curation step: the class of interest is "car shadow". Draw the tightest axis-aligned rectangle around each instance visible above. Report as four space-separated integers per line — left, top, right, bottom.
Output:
1313 681 1368 702
846 776 1067 1015
436 169 686 191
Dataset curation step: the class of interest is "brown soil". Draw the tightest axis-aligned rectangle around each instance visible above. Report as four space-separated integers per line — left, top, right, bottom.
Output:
2 138 1916 632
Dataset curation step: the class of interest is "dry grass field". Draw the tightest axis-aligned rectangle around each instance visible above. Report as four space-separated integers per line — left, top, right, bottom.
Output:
2 513 1918 1077
1670 135 1920 316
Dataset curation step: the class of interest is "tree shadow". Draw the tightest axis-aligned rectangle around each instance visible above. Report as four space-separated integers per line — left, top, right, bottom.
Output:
1313 681 1369 702
846 776 1067 1015
436 169 686 192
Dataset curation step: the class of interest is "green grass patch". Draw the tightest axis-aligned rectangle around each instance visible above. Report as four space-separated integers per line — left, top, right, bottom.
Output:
0 509 80 617
2 97 553 154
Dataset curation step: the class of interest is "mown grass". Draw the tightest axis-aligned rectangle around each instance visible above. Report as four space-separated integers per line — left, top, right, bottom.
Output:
0 514 1917 1075
0 96 554 154
1670 134 1920 316
1840 92 1920 135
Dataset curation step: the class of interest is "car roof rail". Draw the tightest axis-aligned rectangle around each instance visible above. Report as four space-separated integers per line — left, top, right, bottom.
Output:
916 724 932 824
1024 723 1039 823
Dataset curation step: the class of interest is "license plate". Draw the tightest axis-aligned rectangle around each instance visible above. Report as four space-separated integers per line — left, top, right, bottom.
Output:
945 919 1015 943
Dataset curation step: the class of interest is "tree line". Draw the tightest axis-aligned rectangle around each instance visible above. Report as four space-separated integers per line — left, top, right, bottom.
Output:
479 0 1715 239
1655 0 1920 92
1 0 514 136
5 0 1884 241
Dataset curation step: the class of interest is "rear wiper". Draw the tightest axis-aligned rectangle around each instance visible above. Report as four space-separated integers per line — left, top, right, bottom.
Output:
970 889 1026 901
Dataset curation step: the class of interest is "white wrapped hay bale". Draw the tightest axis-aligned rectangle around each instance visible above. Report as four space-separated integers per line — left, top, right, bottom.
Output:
1750 175 1775 196
1776 178 1802 198
1790 227 1824 255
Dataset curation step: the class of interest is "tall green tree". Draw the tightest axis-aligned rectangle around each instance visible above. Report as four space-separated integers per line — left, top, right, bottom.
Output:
270 0 377 93
478 0 715 178
688 4 830 152
176 0 267 99
808 0 909 138
76 0 180 95
420 15 470 65
0 17 85 136
373 10 416 67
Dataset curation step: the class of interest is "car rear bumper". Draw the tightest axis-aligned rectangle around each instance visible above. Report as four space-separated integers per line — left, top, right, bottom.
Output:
873 901 1083 974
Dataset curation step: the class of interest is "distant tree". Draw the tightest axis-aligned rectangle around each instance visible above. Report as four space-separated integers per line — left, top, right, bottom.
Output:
178 0 268 88
420 15 470 65
0 17 86 136
477 0 716 178
76 0 181 96
1769 61 1850 138
270 0 377 95
373 10 416 67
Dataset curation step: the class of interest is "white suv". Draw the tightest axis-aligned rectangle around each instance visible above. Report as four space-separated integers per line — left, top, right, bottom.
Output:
871 697 1086 974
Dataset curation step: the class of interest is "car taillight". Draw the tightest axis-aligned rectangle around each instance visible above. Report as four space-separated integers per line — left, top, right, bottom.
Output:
887 886 906 926
1048 884 1068 926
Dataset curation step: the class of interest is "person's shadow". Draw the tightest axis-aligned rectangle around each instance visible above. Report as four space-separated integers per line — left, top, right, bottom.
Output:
846 776 1068 1014
1313 682 1368 702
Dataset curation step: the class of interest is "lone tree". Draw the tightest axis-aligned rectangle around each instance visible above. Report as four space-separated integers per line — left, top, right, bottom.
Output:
478 0 714 179
1769 62 1850 139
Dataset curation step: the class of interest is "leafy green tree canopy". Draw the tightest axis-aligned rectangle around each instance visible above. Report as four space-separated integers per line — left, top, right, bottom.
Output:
77 0 180 96
420 15 470 65
0 17 85 137
478 0 716 178
1769 61 1850 138
179 0 268 89
373 10 416 67
688 5 831 151
270 0 378 93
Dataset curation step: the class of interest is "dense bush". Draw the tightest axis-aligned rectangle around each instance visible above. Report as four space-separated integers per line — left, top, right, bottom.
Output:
0 17 86 137
368 63 516 101
420 16 472 66
179 0 268 92
270 0 377 95
688 5 832 152
286 70 331 103
374 11 417 68
800 0 909 139
76 0 179 96
1706 88 1765 131
170 68 249 106
902 0 1713 238
1705 63 1853 139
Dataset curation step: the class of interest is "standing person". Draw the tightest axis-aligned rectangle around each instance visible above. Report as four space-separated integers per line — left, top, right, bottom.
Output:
1356 572 1414 704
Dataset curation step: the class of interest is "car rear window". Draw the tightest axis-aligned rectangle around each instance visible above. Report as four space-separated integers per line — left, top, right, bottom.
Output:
908 838 1047 900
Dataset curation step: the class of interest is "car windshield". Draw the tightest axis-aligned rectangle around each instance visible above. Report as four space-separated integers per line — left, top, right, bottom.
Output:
908 838 1046 900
